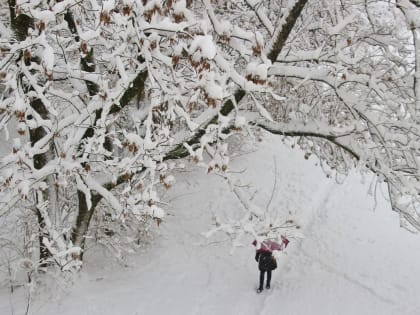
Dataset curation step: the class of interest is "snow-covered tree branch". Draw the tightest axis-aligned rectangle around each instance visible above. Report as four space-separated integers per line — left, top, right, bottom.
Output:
1 0 420 274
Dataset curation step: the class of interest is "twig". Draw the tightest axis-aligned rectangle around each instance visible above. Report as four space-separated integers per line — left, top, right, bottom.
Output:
24 285 31 315
266 156 278 211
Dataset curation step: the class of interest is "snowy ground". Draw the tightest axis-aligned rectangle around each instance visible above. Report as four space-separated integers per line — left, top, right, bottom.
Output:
1 133 420 315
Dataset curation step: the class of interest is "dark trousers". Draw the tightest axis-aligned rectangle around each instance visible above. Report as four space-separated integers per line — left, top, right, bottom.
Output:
259 269 272 290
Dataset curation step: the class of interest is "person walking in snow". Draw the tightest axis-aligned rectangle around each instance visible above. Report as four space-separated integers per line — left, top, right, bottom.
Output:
253 236 289 293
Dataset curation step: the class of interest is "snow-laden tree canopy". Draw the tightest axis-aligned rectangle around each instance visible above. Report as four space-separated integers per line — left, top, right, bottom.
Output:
0 0 419 270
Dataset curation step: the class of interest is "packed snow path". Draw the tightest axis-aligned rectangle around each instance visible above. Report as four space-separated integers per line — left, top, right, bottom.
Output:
1 135 420 315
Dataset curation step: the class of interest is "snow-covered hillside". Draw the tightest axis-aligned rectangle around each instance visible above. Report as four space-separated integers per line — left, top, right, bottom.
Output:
1 133 420 315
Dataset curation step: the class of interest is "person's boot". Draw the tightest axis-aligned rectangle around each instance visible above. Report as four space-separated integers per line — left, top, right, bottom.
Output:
266 283 270 289
257 287 263 293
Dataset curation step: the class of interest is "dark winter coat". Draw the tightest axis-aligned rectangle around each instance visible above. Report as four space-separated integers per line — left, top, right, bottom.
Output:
255 251 277 271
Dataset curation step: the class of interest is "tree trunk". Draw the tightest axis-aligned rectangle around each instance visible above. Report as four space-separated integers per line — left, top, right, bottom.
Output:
29 102 56 267
70 59 147 260
71 191 102 260
9 0 55 267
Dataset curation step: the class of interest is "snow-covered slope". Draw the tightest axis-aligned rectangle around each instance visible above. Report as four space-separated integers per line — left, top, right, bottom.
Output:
1 133 420 315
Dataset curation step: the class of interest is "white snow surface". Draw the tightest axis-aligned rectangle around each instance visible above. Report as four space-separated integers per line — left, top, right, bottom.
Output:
1 134 420 315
